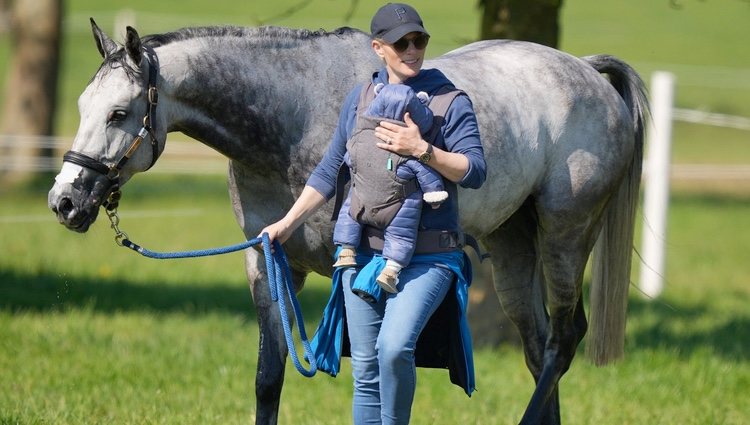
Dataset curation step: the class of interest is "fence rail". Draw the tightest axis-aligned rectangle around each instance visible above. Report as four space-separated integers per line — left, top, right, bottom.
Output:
1 136 227 174
673 108 750 131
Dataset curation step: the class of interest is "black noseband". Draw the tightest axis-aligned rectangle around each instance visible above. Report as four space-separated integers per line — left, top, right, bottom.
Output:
63 150 112 176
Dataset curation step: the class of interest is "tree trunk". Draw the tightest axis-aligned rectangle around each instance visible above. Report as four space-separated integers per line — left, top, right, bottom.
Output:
478 0 563 48
0 0 11 34
1 0 62 185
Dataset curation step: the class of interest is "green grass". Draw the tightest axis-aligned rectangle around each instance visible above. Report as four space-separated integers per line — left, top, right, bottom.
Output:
2 176 749 424
561 0 750 117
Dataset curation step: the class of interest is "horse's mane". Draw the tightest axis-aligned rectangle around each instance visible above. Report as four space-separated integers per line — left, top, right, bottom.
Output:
93 25 365 84
142 25 364 48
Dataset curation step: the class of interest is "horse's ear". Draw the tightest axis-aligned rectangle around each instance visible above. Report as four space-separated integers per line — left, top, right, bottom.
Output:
90 18 118 59
125 26 143 66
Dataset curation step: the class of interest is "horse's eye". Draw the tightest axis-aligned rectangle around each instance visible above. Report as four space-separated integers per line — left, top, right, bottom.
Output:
107 110 128 123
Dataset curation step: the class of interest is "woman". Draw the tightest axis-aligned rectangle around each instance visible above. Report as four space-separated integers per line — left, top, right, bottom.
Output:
261 3 486 423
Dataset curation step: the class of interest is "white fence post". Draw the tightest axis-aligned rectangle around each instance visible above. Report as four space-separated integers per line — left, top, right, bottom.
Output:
640 71 675 298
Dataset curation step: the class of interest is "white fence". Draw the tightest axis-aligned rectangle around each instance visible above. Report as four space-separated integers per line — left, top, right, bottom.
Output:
638 73 750 298
640 72 675 299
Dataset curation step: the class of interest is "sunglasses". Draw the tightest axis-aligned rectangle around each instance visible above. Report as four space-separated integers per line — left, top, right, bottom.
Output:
391 34 430 52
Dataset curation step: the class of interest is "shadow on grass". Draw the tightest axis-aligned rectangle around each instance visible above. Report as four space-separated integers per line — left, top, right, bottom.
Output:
0 268 332 324
626 293 750 362
4 269 748 363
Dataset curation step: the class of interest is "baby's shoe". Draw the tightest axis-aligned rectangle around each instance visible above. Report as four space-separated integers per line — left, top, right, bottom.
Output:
333 247 357 267
376 268 399 293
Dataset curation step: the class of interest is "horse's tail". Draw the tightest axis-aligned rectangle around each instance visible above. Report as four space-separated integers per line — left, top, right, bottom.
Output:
583 55 649 365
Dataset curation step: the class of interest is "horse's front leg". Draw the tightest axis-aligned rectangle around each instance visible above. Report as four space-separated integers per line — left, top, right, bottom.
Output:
244 248 307 424
243 248 286 424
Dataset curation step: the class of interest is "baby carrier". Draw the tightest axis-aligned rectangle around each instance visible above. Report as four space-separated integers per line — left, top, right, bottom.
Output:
338 82 463 229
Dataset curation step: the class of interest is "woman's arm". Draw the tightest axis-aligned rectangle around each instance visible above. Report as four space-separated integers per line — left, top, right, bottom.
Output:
258 185 327 244
262 85 363 244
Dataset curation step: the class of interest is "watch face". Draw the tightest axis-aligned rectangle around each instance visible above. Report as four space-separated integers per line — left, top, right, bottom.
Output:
419 144 433 163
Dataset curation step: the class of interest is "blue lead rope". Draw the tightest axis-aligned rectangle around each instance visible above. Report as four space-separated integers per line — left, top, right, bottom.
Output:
121 234 318 377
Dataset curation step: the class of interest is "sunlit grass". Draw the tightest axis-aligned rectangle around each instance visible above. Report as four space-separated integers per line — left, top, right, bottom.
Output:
2 176 749 424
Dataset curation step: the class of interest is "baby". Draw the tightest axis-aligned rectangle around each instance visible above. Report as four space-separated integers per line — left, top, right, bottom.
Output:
333 83 448 296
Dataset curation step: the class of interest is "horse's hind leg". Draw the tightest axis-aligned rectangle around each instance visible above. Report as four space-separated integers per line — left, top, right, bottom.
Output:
484 200 560 424
519 199 599 425
243 248 304 425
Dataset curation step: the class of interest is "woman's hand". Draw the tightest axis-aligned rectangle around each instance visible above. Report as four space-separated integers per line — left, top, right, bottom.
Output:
374 112 426 157
258 218 294 245
375 112 469 183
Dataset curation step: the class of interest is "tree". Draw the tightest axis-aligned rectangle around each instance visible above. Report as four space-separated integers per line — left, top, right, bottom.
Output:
478 0 563 47
0 0 10 33
0 0 62 185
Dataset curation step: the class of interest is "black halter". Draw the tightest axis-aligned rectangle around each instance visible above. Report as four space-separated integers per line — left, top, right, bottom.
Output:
62 45 161 210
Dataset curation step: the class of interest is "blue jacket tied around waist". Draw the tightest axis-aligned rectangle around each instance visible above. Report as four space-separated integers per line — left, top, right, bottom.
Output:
309 249 476 396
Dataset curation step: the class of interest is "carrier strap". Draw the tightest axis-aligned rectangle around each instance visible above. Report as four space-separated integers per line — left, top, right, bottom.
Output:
361 226 489 261
423 86 463 145
330 162 349 222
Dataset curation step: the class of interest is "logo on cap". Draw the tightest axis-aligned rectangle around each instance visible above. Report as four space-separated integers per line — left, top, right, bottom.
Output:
395 7 407 21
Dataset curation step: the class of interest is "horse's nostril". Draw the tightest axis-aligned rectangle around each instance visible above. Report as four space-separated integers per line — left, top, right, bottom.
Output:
58 197 74 217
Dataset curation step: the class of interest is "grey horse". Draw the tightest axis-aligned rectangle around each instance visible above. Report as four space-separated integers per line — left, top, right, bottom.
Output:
48 20 648 425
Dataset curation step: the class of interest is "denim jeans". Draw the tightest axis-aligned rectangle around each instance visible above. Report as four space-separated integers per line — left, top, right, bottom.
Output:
341 262 454 425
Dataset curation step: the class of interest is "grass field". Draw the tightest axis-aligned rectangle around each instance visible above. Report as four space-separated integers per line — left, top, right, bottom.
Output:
2 0 750 424
2 176 749 424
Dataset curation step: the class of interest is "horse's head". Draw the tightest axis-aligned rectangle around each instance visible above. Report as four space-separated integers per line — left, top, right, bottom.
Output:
49 19 165 232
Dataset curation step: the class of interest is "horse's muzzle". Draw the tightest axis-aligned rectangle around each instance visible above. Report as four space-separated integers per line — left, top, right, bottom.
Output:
49 165 115 233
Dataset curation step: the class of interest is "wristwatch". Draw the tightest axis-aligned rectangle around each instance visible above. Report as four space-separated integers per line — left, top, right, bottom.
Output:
417 143 433 164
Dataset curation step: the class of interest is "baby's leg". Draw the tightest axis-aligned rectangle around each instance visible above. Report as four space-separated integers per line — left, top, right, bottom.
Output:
377 259 404 293
333 196 361 268
378 198 420 293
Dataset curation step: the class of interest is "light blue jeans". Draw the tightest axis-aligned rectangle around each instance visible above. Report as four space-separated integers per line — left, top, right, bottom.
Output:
341 263 454 425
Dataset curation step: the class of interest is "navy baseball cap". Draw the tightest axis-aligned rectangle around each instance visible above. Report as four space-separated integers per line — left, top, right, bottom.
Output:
370 3 429 44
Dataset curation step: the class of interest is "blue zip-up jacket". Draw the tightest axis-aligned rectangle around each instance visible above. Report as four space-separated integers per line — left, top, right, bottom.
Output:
307 67 486 232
